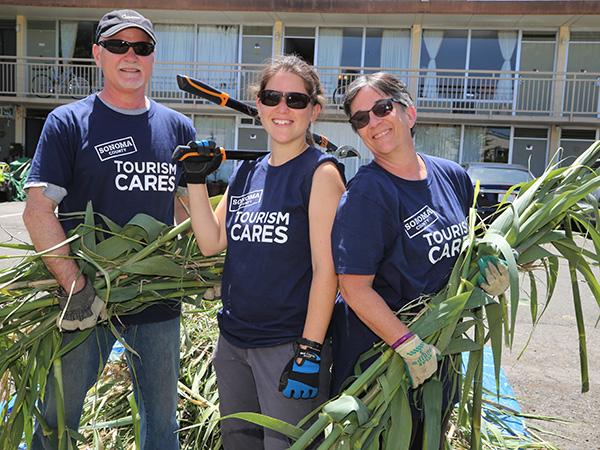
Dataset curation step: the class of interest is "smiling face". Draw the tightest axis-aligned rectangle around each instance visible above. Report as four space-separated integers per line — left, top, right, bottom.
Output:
256 71 321 151
350 86 416 163
93 27 154 100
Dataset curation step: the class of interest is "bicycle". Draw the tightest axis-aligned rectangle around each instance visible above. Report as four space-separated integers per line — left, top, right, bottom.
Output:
32 65 91 99
332 69 359 108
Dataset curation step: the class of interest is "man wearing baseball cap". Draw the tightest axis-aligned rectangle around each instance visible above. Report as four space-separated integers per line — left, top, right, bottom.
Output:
24 9 195 449
95 9 157 44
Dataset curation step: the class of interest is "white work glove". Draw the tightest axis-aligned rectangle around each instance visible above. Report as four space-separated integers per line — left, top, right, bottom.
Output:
56 276 107 331
395 334 441 389
477 255 510 296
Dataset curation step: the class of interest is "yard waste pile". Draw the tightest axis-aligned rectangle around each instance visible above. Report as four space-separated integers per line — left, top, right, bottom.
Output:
224 141 600 450
2 141 600 449
0 199 224 449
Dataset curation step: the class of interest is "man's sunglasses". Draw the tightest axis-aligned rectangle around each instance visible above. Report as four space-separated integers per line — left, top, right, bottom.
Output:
258 90 312 109
98 40 155 57
349 98 405 130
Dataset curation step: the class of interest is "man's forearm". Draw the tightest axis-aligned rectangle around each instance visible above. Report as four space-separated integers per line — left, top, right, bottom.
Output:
23 190 85 293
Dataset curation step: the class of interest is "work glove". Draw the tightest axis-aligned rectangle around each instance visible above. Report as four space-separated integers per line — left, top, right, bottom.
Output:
172 139 223 184
279 341 321 399
56 276 107 331
395 334 441 389
477 255 510 296
202 283 222 301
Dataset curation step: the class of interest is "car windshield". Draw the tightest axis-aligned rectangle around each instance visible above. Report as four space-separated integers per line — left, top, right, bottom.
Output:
468 167 531 185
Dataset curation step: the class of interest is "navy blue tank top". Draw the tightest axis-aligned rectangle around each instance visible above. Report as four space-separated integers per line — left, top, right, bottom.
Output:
218 146 345 348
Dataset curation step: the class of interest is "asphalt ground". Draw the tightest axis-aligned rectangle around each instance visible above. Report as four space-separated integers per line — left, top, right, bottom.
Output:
1 200 599 448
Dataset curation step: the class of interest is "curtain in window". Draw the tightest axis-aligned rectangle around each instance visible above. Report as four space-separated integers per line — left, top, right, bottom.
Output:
196 25 238 97
316 28 343 97
462 127 487 163
59 21 78 58
495 31 518 103
422 30 444 98
381 29 410 83
153 25 195 95
194 115 237 181
414 124 460 162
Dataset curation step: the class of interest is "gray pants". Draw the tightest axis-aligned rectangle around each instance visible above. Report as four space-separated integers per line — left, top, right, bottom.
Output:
213 335 331 450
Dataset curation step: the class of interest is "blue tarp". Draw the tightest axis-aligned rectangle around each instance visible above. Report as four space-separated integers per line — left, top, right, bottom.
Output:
462 347 528 437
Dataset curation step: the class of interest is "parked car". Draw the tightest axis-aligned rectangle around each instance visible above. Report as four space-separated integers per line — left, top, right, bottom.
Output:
462 162 533 223
0 162 13 202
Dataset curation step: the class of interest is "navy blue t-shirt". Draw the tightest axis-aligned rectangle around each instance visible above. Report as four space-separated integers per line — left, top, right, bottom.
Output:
330 154 473 412
218 146 345 348
27 94 196 324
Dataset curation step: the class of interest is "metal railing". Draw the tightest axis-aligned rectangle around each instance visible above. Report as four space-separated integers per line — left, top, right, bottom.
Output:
2 56 599 120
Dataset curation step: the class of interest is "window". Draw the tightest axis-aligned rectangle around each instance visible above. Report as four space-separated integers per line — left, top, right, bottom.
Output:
559 129 598 167
565 32 600 115
284 27 315 64
463 126 510 163
194 115 236 182
415 124 461 162
420 30 518 104
153 24 196 96
316 26 410 97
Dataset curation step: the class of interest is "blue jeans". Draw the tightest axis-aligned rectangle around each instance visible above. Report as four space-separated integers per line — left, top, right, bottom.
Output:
31 317 180 450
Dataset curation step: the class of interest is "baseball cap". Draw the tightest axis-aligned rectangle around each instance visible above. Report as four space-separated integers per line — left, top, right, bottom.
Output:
95 10 156 44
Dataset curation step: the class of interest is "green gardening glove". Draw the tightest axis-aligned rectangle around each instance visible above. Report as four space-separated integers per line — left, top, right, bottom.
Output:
477 255 509 296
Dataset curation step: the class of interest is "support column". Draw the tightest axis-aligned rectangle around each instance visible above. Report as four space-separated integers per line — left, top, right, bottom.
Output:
409 24 422 101
274 21 283 56
15 15 26 95
15 15 27 147
549 26 569 159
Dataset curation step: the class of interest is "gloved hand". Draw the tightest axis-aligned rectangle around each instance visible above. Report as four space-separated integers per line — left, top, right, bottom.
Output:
173 140 223 184
56 276 107 331
202 283 222 301
279 343 321 399
395 334 441 389
477 255 510 296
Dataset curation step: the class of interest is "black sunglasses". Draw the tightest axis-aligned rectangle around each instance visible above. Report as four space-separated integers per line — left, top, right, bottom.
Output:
98 39 155 57
258 90 312 109
349 98 405 130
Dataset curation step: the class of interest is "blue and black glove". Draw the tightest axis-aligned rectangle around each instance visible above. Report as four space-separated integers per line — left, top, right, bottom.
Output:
172 139 223 184
279 339 322 399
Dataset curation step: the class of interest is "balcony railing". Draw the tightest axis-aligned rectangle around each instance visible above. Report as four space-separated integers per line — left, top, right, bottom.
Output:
2 56 599 121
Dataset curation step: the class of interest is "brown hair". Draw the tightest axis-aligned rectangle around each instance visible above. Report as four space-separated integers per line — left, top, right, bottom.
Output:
342 72 416 137
252 55 325 146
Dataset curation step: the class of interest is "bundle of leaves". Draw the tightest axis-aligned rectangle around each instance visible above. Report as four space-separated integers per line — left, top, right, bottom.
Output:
221 141 600 450
0 202 223 449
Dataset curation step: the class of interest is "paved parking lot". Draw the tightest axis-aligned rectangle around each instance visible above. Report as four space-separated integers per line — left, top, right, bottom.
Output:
0 200 30 270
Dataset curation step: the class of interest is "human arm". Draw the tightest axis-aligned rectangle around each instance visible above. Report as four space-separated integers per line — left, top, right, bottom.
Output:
188 184 228 256
338 273 412 345
338 273 440 388
174 140 227 255
23 187 106 330
23 187 85 293
301 161 346 345
279 162 345 399
174 190 191 225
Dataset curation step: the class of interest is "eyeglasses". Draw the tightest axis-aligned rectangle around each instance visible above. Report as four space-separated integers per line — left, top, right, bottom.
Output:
258 90 312 109
98 39 155 57
349 98 405 130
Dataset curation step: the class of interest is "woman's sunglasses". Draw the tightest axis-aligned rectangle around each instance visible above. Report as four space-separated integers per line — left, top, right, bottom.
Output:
98 40 155 57
258 90 312 109
349 98 404 130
